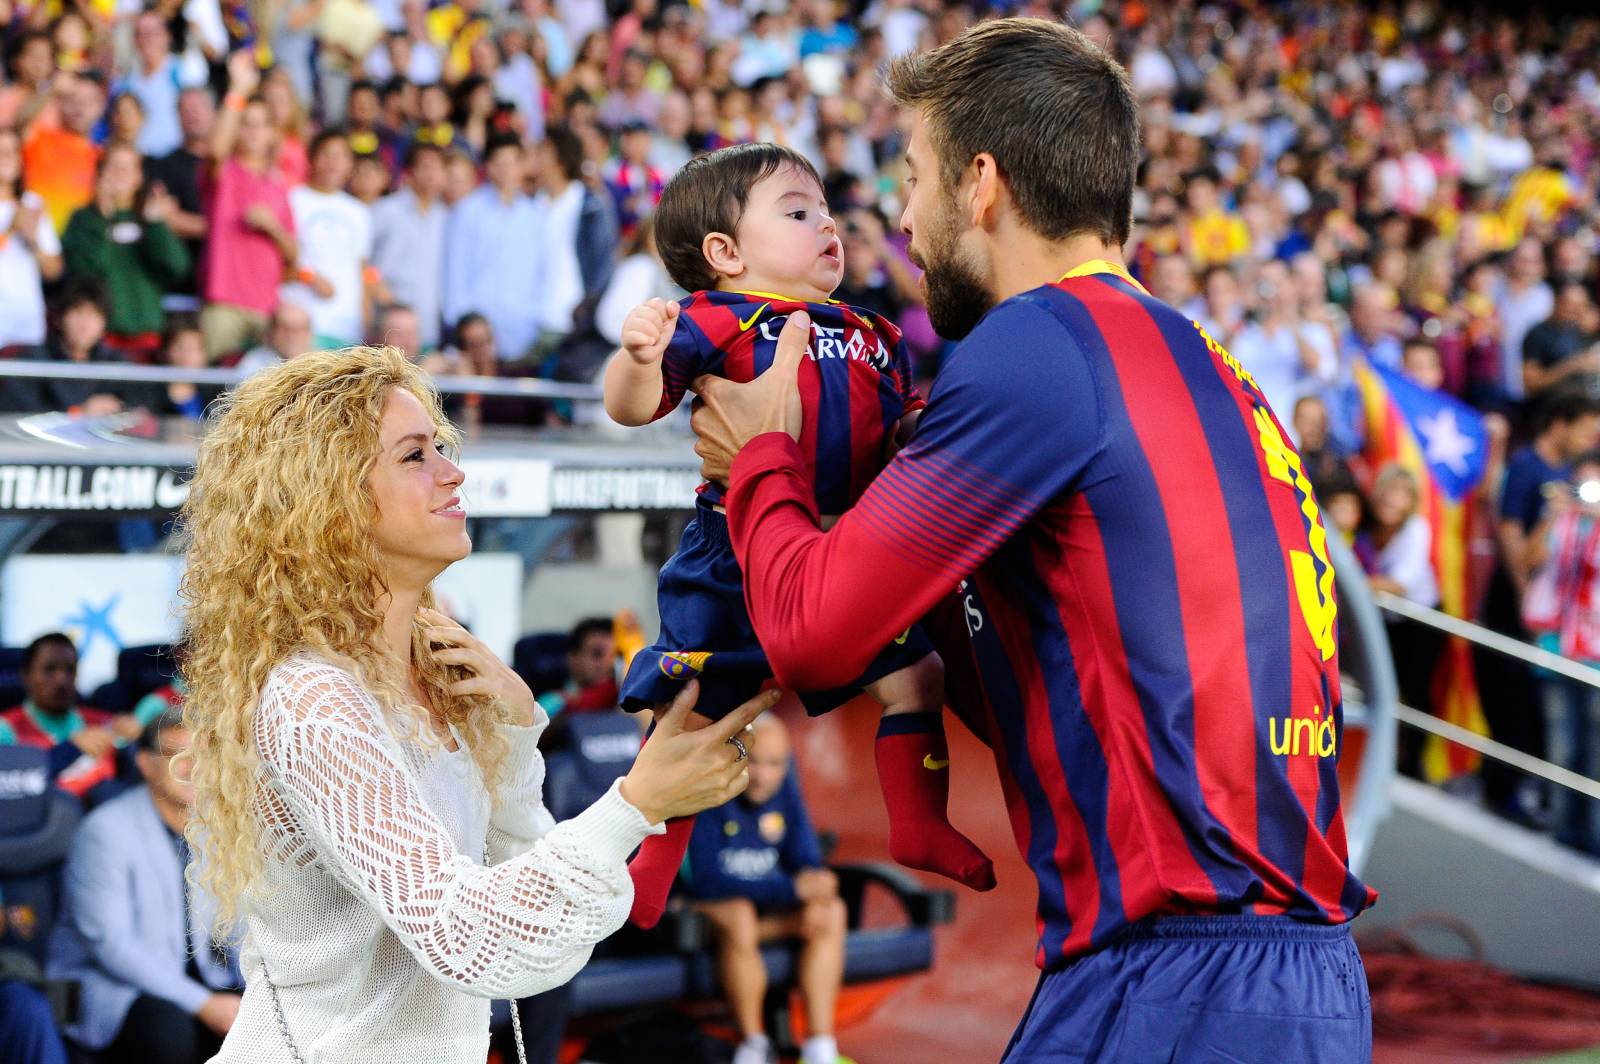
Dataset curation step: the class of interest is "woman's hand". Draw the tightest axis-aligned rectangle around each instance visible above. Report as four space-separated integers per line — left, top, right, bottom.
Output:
420 607 538 725
619 681 777 825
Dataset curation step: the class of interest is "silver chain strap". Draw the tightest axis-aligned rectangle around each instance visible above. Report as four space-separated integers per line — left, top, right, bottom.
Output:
260 840 528 1064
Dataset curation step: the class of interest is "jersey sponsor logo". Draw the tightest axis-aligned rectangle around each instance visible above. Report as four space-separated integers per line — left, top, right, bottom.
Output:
659 650 712 679
1268 705 1338 758
757 317 893 372
737 304 768 332
719 847 780 879
758 810 787 843
1195 321 1338 662
922 754 950 771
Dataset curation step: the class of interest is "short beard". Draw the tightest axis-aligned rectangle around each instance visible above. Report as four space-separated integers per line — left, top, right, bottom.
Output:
918 199 995 341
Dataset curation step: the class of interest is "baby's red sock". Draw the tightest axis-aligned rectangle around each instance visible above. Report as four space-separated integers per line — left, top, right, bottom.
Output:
627 815 696 929
874 712 996 891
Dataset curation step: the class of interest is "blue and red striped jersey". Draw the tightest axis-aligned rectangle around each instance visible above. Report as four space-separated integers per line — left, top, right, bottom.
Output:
654 290 923 511
725 265 1376 971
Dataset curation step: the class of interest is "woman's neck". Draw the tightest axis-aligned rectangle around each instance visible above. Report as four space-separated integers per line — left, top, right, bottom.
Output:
378 581 425 675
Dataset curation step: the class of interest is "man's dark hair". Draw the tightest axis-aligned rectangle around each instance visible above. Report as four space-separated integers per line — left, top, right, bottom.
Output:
22 632 75 671
308 127 351 161
348 79 378 100
453 311 489 345
886 17 1140 246
139 704 187 752
655 142 824 292
484 133 524 161
545 123 584 182
568 617 613 651
403 139 444 170
1538 384 1600 435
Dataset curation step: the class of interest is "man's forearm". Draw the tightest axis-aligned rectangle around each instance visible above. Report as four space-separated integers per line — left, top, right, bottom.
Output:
727 434 953 691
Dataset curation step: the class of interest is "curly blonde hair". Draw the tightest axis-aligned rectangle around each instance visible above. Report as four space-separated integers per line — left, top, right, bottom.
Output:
178 346 511 934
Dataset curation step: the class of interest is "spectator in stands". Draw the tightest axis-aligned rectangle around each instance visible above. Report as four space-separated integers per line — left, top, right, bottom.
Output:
683 715 847 1064
106 94 147 154
0 633 132 801
1341 281 1406 372
62 144 190 360
1400 338 1447 393
0 282 131 415
131 673 187 730
145 87 217 308
443 133 548 363
1522 450 1600 855
371 302 425 358
1497 237 1556 405
1291 394 1351 490
0 128 62 354
198 53 297 361
372 142 450 348
1521 282 1600 398
262 66 312 186
152 316 218 420
238 300 316 374
1194 264 1246 347
116 12 210 159
48 706 242 1063
536 617 619 716
604 120 665 240
595 215 677 349
1483 387 1600 822
23 72 104 233
350 151 393 204
1232 258 1337 421
533 123 617 358
0 31 60 134
281 130 383 349
1361 463 1443 774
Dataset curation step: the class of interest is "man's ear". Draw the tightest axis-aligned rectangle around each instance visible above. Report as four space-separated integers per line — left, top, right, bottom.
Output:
967 152 1003 231
702 231 744 281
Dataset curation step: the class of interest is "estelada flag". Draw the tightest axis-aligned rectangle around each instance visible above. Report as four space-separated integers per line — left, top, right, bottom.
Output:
1352 358 1492 780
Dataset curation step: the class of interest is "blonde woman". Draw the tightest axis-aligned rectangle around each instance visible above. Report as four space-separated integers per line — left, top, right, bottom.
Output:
179 346 770 1063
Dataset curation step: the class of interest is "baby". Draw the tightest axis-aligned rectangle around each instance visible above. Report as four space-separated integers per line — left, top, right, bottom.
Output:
604 143 995 928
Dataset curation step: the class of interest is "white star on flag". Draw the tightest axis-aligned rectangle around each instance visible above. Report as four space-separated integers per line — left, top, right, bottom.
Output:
1417 408 1476 477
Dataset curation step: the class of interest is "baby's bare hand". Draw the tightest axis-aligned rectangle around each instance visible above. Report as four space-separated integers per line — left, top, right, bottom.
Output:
621 298 680 366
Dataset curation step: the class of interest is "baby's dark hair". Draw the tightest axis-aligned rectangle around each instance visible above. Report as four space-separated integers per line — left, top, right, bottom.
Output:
655 143 824 293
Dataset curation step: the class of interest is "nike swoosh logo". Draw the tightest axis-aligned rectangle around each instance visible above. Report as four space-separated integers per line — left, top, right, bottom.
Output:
923 755 950 771
737 305 767 332
894 629 910 645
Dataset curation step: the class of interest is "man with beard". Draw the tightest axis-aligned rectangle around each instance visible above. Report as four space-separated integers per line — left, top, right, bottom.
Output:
688 18 1375 1062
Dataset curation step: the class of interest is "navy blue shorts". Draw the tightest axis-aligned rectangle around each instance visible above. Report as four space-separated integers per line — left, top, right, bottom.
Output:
1001 916 1371 1063
620 504 934 719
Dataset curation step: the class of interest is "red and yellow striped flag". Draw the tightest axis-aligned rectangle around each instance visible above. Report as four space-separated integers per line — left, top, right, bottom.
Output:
1352 358 1492 780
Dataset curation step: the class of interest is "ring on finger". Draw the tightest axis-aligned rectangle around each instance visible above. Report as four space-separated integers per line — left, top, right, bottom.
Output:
727 735 748 762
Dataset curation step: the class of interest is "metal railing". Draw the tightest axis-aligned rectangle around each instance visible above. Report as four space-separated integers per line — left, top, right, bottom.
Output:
0 358 606 401
1370 588 1600 800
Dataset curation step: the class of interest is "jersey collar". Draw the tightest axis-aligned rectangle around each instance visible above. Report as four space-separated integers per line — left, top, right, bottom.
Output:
1057 258 1150 295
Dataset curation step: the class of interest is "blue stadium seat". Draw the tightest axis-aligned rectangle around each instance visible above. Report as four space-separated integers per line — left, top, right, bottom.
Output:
89 644 177 715
0 747 82 968
0 646 28 712
541 709 641 822
513 632 570 698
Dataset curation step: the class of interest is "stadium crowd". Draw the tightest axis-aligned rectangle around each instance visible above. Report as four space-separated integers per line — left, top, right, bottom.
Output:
6 0 1600 1058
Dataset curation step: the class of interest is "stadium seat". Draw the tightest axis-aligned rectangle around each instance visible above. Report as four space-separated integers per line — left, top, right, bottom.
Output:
0 747 82 968
0 646 28 713
540 709 641 822
513 632 571 697
87 644 177 716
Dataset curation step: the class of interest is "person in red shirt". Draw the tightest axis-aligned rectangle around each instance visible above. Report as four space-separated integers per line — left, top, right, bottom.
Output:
0 633 136 800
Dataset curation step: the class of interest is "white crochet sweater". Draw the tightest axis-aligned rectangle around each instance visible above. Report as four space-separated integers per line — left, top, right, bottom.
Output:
206 655 661 1064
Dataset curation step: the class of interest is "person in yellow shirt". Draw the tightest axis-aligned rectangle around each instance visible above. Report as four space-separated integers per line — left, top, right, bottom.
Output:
1502 142 1577 243
426 0 490 82
1182 170 1251 269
